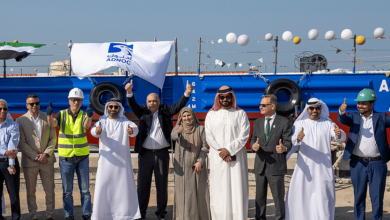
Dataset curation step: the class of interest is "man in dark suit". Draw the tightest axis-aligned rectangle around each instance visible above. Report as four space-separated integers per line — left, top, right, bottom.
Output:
125 79 193 220
250 94 292 220
339 88 390 220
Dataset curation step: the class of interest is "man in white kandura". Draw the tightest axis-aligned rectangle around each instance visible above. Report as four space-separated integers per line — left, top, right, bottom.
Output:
205 85 250 220
90 98 141 220
285 98 346 220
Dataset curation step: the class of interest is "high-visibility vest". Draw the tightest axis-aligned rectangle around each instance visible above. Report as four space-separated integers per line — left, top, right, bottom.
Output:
57 110 89 157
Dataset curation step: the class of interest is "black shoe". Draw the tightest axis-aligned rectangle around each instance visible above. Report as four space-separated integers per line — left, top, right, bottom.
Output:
134 216 145 220
64 217 74 220
82 215 91 220
157 214 167 220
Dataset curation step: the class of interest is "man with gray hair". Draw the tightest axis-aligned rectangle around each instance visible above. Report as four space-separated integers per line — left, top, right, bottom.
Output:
0 99 21 220
250 94 292 220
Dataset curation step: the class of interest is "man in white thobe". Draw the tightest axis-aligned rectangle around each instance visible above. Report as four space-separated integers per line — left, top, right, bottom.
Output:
205 85 250 220
91 99 141 220
285 98 346 220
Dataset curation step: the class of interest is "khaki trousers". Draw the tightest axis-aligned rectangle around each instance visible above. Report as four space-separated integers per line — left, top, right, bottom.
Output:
23 164 55 219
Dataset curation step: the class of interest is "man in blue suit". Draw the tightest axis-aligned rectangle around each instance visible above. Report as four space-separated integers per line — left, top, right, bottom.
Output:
339 88 390 220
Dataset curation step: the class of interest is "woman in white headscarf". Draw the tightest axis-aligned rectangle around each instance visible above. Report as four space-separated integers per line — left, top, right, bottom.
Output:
171 107 211 220
90 99 141 220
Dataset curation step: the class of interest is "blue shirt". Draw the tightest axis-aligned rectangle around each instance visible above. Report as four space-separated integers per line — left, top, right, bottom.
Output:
0 118 20 165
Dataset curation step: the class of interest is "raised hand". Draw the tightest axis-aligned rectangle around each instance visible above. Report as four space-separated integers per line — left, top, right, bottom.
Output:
127 124 133 135
253 138 260 152
218 148 230 159
46 101 53 115
125 79 133 94
95 122 102 135
297 127 305 142
334 123 342 139
86 104 93 118
185 80 193 96
276 139 286 153
340 98 347 112
177 122 184 134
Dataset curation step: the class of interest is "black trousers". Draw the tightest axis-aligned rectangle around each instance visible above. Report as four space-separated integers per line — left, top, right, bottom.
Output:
0 157 20 220
137 148 169 217
255 169 285 220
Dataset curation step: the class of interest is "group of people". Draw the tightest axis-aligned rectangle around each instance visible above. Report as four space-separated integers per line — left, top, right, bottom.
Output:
0 80 388 220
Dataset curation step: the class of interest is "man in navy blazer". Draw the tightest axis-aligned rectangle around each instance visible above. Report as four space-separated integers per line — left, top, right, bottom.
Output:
338 88 390 220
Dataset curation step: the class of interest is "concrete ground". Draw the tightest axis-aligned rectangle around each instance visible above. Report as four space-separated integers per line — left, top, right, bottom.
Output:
3 153 390 220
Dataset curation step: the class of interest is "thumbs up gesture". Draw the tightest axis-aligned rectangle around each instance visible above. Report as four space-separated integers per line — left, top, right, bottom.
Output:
334 123 342 139
252 138 260 152
46 101 53 115
127 124 133 135
297 127 305 142
95 122 102 135
177 122 184 134
86 104 93 118
276 139 286 153
339 98 347 112
125 79 133 94
185 80 193 96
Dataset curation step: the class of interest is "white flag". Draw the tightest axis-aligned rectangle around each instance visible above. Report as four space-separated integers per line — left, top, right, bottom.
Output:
71 41 173 89
258 58 263 63
215 59 220 65
227 63 231 68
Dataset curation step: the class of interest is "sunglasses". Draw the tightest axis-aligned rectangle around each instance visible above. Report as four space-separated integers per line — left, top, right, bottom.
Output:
0 108 8 111
219 95 232 100
259 104 272 108
108 105 119 109
308 106 321 111
27 102 40 106
69 99 83 103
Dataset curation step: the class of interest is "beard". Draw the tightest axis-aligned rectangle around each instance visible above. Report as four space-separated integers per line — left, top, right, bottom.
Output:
108 111 119 118
309 113 320 120
219 100 232 108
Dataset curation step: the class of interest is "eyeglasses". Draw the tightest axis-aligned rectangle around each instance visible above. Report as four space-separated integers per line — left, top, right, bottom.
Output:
0 108 8 111
219 95 232 100
69 99 83 103
259 104 272 108
108 105 119 109
27 102 40 106
308 106 321 111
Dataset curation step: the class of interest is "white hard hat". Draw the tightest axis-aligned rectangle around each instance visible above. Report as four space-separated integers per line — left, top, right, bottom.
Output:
68 88 84 99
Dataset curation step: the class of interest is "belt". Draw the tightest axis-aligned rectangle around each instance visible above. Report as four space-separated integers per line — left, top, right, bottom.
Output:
351 154 382 162
144 148 167 153
0 158 8 162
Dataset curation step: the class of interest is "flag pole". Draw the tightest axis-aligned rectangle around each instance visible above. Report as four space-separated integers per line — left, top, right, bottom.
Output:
124 39 128 77
68 40 72 76
198 38 201 75
175 38 178 76
3 60 6 78
353 34 356 73
274 36 278 74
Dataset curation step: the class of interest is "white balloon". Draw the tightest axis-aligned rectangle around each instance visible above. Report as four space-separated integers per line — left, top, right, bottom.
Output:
374 27 385 38
10 68 13 71
265 33 273 41
237 34 250 46
308 29 319 40
341 29 353 40
325 30 336 41
282 31 293 41
218 39 223 44
239 63 243 67
226 33 237 43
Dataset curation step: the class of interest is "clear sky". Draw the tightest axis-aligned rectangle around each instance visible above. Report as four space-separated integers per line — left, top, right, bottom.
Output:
1 0 390 74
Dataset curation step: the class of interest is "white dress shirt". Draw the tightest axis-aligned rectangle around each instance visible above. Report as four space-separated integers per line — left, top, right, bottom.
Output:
339 110 380 157
264 112 277 132
29 111 41 141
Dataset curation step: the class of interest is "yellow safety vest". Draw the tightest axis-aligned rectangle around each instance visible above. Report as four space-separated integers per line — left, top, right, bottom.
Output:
57 110 89 157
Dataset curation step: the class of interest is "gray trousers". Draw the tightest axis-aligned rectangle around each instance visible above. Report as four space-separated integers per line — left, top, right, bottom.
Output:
137 148 169 217
255 171 285 220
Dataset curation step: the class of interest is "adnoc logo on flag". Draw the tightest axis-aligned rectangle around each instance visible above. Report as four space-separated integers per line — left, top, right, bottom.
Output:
106 43 133 65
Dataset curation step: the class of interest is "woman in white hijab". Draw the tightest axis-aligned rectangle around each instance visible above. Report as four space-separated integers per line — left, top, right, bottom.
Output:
90 99 141 220
171 107 211 220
